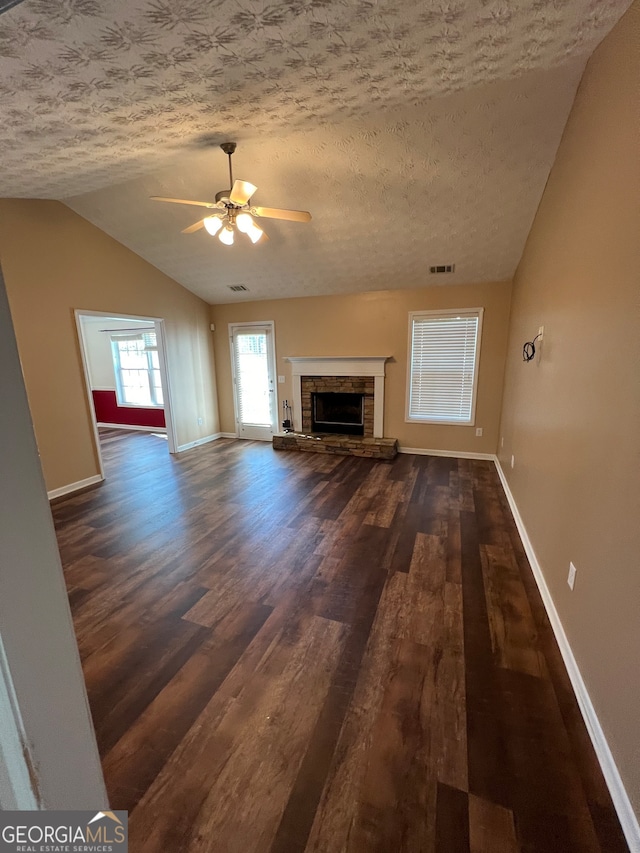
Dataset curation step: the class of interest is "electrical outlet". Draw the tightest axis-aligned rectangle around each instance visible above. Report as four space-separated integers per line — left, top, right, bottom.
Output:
538 325 544 340
567 562 577 590
501 436 504 448
197 417 203 426
278 375 285 383
475 427 483 437
510 455 515 469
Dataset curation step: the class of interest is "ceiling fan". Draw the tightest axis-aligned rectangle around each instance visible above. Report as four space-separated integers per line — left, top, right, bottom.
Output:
151 142 312 246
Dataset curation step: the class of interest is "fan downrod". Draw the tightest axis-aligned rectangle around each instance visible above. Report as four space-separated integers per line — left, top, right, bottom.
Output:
217 142 238 201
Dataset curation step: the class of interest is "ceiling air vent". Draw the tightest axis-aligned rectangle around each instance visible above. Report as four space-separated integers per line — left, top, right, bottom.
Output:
228 285 248 292
429 264 456 274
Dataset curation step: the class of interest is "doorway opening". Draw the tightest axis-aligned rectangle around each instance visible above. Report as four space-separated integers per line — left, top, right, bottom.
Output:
229 321 277 441
75 311 177 479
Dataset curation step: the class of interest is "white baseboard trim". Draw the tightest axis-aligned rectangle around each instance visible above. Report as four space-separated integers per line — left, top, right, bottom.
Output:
97 422 166 433
220 432 237 439
398 446 496 461
494 459 640 852
47 474 103 501
176 433 224 452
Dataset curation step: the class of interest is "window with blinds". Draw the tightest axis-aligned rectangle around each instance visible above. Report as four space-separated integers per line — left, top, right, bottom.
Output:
406 309 483 424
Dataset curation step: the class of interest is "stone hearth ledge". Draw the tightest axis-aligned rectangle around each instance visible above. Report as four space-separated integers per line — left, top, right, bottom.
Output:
272 432 398 460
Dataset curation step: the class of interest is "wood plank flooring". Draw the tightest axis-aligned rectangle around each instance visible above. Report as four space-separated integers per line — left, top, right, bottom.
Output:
51 429 629 853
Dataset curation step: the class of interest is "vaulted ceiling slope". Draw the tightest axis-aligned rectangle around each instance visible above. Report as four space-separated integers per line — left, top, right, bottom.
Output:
0 0 631 303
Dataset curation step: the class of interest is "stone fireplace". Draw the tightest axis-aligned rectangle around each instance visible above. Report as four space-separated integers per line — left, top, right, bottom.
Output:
302 376 374 437
274 356 397 459
285 356 389 438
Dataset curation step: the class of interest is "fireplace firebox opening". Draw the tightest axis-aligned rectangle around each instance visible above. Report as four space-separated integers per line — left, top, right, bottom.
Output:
312 392 364 436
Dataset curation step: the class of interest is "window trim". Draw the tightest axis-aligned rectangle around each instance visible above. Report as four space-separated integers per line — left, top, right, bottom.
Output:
405 307 484 426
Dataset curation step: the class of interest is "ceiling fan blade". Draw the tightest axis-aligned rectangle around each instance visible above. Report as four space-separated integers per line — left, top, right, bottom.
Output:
252 206 312 223
150 196 217 208
229 180 257 206
181 219 206 234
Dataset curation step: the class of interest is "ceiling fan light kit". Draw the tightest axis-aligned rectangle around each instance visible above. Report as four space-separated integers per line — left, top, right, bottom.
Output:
246 228 264 245
203 216 222 236
151 142 311 247
236 212 264 243
235 212 253 233
219 225 235 246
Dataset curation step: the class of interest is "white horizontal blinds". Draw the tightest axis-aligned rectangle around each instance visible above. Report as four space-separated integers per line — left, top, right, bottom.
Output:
108 331 156 346
142 331 157 349
109 333 143 341
234 331 271 427
409 312 480 423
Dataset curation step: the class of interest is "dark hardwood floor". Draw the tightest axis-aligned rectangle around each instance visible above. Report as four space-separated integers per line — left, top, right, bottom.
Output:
51 428 628 853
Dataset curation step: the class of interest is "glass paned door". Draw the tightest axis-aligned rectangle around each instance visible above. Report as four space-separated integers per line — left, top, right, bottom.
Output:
231 324 277 440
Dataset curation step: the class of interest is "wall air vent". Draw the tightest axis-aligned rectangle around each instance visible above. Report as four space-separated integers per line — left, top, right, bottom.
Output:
429 264 456 274
228 285 248 292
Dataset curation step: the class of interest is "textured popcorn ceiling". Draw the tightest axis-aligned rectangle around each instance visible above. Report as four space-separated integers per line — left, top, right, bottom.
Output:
0 0 631 303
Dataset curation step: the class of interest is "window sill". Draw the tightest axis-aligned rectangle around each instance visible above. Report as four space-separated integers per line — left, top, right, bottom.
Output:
405 417 474 427
115 401 164 410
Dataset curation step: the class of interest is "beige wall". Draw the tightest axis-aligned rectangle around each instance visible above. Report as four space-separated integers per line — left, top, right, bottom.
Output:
498 1 640 816
0 200 219 492
211 281 511 454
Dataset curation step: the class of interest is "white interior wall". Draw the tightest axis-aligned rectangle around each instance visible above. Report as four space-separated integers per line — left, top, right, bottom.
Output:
80 316 154 390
